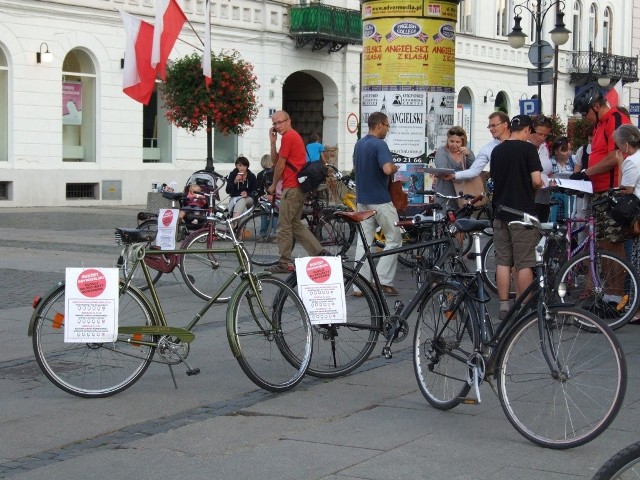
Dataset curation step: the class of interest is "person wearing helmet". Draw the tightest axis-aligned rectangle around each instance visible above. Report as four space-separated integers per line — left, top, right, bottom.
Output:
570 81 631 254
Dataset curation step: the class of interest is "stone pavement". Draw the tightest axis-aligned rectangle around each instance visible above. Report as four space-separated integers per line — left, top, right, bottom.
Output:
0 206 639 479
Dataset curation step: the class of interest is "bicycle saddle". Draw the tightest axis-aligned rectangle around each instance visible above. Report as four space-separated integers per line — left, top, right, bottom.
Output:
454 218 491 233
115 228 157 245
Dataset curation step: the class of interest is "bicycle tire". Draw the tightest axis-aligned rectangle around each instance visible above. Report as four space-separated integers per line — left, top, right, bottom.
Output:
481 238 516 298
123 219 164 290
497 307 626 449
316 211 356 258
282 266 382 378
32 282 157 398
592 441 640 479
179 229 238 301
240 210 283 267
555 251 639 330
413 282 479 409
226 275 312 392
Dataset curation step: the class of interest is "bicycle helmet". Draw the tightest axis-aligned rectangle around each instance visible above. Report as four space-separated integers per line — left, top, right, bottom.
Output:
573 82 605 115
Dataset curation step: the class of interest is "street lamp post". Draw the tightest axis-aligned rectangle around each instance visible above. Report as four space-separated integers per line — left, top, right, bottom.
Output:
507 1 571 115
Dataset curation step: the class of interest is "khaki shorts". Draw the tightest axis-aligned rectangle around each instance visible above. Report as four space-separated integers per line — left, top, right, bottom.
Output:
493 219 541 270
592 192 625 243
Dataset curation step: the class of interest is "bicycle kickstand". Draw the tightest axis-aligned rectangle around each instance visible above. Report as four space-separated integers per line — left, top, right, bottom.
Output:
460 352 485 405
166 354 201 389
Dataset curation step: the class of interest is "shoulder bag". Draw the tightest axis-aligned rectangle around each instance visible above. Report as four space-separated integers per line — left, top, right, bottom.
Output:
452 156 488 208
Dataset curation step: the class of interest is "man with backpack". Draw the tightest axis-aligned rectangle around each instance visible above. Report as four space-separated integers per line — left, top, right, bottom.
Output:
265 110 330 273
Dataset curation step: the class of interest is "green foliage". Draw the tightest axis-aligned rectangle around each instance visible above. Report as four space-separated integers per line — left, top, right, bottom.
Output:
547 114 566 145
161 51 259 135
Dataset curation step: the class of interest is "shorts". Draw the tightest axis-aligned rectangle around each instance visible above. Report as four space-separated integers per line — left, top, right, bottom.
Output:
592 192 625 243
493 219 541 270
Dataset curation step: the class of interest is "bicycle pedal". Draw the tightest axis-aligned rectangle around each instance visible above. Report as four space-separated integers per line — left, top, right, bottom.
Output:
457 397 479 405
186 368 201 376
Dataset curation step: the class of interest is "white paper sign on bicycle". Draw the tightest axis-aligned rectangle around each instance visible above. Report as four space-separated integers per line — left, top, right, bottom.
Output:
295 256 346 325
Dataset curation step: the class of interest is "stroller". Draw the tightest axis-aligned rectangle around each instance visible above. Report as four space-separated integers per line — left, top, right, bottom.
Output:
137 169 227 232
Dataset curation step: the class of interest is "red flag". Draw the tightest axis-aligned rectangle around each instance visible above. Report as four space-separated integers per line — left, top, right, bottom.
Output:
151 0 187 80
202 0 212 86
120 10 157 105
606 79 623 108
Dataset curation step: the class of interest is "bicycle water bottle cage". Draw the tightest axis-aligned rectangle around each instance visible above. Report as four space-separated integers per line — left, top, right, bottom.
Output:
114 228 157 245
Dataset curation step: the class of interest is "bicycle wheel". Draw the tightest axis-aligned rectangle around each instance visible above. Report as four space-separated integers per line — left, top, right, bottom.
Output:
413 282 479 409
316 211 356 258
592 441 640 480
120 219 163 290
282 266 382 378
498 307 626 449
555 251 639 330
32 282 156 398
240 210 283 267
226 275 312 392
481 238 516 298
179 229 238 301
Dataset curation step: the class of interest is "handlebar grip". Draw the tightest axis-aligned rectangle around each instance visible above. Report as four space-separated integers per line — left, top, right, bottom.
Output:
395 219 415 228
469 194 485 205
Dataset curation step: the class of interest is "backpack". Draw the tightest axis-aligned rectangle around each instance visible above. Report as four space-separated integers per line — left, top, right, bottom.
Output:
296 161 327 193
608 193 640 228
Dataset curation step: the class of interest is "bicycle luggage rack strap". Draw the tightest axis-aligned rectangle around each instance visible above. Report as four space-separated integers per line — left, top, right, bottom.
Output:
115 228 157 245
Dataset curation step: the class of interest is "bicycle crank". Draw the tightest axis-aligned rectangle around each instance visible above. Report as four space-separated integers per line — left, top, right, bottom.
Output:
382 316 409 342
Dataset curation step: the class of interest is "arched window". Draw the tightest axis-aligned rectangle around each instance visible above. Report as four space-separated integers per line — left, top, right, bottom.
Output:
62 49 96 162
496 0 514 37
588 3 597 47
572 1 582 52
456 88 473 147
495 91 509 115
603 7 612 53
0 46 8 163
143 88 173 163
457 0 473 33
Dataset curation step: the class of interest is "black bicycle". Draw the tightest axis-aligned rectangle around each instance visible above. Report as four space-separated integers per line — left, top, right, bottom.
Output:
592 441 640 479
413 205 627 449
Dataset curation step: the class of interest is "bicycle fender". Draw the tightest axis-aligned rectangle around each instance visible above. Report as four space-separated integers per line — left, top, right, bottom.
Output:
28 281 65 337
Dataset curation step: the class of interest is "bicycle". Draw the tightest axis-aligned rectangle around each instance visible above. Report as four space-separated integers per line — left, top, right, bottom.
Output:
276 197 478 378
28 207 313 396
239 188 356 267
592 440 640 479
413 205 627 449
549 189 639 330
125 190 236 301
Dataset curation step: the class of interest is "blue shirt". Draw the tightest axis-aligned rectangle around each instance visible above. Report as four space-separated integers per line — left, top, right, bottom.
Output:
354 134 393 204
306 142 324 162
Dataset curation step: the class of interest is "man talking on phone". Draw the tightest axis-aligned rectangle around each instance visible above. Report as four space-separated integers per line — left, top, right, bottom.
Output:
265 110 330 273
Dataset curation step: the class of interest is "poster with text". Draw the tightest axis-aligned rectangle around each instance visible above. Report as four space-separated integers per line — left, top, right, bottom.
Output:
64 268 119 343
62 81 82 126
295 256 346 325
157 209 179 250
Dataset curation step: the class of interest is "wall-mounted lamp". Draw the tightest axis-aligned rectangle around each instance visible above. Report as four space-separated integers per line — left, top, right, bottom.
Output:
520 93 528 100
350 83 358 92
270 76 277 84
564 99 573 112
36 42 53 64
120 58 125 69
598 62 611 88
484 89 495 104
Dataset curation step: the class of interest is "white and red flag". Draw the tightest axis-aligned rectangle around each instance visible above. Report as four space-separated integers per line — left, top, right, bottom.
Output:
606 79 623 108
120 10 157 105
202 0 212 86
151 0 187 80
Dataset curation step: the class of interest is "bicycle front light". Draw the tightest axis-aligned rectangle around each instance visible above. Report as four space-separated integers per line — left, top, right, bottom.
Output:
557 282 567 299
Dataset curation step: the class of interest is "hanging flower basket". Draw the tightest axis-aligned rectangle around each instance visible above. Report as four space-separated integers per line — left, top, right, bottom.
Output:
160 51 259 135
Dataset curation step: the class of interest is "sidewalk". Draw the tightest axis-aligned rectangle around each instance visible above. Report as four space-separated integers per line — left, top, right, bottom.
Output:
0 206 638 479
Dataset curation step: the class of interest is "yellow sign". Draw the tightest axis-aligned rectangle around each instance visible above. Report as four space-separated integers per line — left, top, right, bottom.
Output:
362 16 456 87
362 0 458 20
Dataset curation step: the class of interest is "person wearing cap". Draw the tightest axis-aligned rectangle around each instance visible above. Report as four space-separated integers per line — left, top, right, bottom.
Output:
490 114 543 320
570 82 631 258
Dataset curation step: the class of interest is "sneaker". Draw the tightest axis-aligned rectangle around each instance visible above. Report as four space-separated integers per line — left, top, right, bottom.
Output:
265 264 291 274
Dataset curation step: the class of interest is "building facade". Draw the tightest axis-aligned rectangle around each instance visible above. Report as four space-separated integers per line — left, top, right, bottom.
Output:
0 0 637 207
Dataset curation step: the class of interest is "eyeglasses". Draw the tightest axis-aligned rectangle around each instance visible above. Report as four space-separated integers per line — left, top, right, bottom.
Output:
272 119 289 127
487 122 505 129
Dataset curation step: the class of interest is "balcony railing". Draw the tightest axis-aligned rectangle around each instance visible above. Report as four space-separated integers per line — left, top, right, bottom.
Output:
290 4 362 53
568 49 638 85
